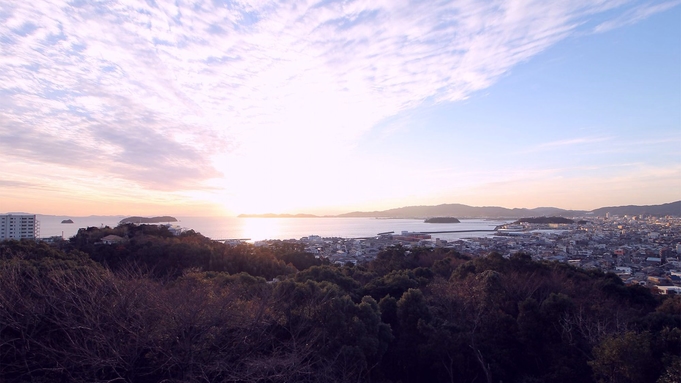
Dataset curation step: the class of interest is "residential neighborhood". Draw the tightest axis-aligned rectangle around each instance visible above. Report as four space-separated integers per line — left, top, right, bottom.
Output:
253 214 681 294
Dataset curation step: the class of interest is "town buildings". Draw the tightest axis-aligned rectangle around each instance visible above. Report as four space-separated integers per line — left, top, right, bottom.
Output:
253 214 681 294
3 211 680 294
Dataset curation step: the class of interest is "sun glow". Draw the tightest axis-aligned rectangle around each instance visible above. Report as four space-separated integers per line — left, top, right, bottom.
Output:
239 218 281 241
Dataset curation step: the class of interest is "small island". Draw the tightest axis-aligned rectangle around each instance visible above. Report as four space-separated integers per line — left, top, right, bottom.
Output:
119 216 178 224
514 216 574 224
424 217 461 223
61 219 74 224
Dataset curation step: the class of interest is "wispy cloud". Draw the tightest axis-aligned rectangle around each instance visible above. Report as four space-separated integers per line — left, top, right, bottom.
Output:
0 0 672 201
594 0 681 33
0 179 39 189
519 136 613 153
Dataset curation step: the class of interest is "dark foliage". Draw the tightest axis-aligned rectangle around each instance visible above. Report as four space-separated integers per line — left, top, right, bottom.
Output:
0 235 678 383
63 224 296 279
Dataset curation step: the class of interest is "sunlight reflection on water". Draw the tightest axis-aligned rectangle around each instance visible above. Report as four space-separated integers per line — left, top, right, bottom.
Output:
37 215 512 242
239 218 281 241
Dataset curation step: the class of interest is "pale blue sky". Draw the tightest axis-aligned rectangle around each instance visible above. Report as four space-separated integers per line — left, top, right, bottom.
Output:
0 0 679 216
359 5 680 210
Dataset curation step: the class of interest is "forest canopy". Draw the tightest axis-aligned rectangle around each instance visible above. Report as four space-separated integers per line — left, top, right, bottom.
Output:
0 225 678 383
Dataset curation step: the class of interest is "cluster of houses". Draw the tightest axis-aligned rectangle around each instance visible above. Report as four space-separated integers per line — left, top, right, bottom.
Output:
254 215 681 295
439 216 681 293
50 215 680 295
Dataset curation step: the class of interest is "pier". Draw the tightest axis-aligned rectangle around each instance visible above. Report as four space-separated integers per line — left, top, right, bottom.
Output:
348 229 497 240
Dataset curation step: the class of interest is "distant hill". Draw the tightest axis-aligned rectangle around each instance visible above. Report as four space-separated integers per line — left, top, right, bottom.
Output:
337 201 680 218
119 216 178 224
337 203 586 219
590 201 681 217
237 213 319 218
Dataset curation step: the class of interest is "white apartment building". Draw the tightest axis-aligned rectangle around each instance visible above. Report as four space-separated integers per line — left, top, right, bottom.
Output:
0 214 40 240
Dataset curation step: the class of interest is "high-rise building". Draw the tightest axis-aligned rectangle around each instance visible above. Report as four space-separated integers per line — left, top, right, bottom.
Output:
0 214 40 240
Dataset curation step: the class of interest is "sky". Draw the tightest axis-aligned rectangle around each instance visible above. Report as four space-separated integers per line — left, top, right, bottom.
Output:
0 0 679 217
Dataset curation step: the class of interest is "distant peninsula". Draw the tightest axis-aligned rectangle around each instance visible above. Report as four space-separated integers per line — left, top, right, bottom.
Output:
235 200 680 220
119 216 178 224
61 219 74 224
238 213 319 218
424 217 461 223
337 200 680 218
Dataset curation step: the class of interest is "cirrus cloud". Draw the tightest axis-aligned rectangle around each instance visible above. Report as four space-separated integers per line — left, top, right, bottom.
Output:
0 0 676 204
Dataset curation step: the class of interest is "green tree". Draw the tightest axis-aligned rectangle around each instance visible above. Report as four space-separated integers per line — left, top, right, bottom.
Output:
590 331 657 383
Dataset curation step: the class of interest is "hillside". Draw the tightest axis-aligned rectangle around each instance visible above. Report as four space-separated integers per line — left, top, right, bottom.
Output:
591 201 681 217
338 203 586 219
338 201 680 219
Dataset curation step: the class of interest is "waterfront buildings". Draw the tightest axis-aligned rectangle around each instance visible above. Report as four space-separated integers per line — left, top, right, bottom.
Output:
0 214 40 240
253 214 681 293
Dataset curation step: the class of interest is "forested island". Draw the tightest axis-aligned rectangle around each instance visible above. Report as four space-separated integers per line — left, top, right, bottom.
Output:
61 219 74 224
515 216 575 224
0 225 678 383
118 216 177 224
424 217 461 223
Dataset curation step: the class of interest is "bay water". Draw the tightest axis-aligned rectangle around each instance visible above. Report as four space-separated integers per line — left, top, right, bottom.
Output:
37 215 512 242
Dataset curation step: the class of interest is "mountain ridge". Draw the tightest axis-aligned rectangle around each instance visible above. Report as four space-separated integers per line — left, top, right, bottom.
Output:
335 200 680 219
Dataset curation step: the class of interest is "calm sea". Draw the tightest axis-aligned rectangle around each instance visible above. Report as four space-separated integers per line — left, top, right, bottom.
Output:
37 215 512 242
